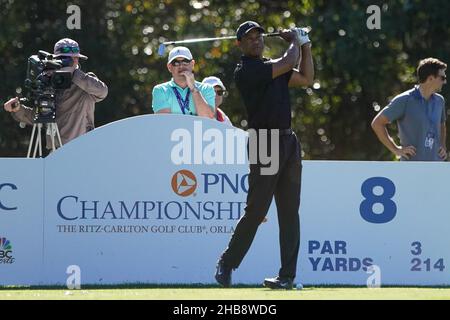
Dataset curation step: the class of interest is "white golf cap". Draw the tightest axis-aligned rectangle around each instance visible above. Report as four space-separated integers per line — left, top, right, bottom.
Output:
168 46 193 64
202 76 226 90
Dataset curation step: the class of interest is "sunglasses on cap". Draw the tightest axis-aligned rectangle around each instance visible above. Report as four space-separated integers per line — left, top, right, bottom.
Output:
215 89 228 97
57 46 80 54
171 59 191 67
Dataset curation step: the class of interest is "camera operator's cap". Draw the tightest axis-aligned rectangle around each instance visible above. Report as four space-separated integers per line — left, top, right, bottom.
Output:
54 38 88 60
236 21 265 41
202 76 226 90
168 46 193 64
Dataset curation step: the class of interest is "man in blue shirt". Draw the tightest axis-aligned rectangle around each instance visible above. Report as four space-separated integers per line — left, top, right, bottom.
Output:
152 46 215 118
372 58 447 161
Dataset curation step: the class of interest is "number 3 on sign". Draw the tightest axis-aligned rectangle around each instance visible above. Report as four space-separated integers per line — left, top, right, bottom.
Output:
411 241 422 255
360 177 397 223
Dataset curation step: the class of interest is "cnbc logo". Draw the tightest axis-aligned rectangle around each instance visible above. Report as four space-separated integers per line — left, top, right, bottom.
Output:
0 237 15 264
171 170 197 197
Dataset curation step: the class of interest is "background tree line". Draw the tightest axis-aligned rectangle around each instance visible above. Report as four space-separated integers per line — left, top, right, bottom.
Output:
0 0 449 159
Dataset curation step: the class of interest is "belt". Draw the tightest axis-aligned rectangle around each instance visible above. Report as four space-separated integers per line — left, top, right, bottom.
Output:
252 128 293 136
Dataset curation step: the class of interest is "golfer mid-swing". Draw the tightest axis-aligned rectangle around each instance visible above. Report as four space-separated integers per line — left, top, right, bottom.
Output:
215 21 314 289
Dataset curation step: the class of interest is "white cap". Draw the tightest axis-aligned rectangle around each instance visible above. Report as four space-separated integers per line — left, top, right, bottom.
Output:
168 46 193 64
202 76 226 90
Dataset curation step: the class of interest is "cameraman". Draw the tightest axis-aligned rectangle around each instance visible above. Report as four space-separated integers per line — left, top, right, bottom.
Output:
3 38 108 152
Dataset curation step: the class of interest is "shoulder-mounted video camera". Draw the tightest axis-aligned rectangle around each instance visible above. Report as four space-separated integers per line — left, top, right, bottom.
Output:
22 50 73 123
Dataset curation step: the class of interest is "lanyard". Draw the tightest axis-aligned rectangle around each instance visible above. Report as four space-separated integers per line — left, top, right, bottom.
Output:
172 87 191 115
426 100 438 132
416 87 438 134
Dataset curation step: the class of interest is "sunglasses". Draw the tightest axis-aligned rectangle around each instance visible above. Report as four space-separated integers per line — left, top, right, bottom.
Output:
57 46 80 54
215 90 228 97
171 59 191 67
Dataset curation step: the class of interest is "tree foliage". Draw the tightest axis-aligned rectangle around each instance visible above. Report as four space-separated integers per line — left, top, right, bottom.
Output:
1 0 449 159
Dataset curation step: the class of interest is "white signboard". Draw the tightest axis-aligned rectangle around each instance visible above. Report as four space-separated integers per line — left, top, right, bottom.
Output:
0 159 44 285
1 115 449 286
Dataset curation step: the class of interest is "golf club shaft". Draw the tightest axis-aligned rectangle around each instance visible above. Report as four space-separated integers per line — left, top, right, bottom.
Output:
158 27 311 56
162 32 281 45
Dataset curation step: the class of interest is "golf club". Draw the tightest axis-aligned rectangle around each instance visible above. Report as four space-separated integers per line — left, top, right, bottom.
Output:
158 27 311 56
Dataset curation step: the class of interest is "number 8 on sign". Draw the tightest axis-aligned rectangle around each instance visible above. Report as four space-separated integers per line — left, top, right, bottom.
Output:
360 177 397 224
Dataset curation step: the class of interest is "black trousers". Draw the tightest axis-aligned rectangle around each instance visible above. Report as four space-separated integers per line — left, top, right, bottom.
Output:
221 132 302 279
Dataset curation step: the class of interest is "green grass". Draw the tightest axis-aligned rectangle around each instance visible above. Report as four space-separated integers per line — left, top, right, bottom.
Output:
1 286 450 300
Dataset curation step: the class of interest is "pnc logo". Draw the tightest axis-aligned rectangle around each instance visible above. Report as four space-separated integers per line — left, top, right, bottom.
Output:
171 170 197 197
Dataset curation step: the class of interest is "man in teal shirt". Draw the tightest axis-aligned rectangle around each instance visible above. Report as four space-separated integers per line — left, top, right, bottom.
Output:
152 46 215 118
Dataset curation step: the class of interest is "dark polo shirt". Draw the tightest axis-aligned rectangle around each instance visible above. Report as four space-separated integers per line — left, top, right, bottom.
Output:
234 55 293 129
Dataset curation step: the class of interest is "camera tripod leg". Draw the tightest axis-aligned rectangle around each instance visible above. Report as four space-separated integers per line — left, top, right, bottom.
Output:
33 123 43 158
27 124 37 158
49 125 56 152
38 124 43 157
47 123 62 152
26 123 62 158
54 123 63 148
